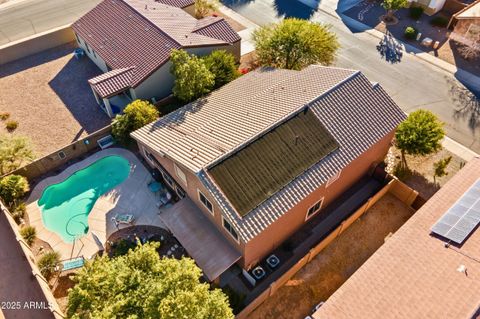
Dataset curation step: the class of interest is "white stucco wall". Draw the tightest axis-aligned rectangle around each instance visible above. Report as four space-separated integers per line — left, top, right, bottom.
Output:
75 33 108 72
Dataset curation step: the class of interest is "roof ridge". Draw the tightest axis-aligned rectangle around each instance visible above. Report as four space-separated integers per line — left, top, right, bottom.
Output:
121 0 183 46
204 69 362 170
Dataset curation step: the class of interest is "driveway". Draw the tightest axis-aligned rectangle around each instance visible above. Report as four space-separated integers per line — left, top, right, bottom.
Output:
0 211 53 319
221 0 480 153
0 42 110 157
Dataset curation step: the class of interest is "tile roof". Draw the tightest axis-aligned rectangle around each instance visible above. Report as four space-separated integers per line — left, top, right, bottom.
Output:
153 0 195 8
73 0 239 88
88 67 135 98
193 17 242 43
314 157 480 319
132 66 406 241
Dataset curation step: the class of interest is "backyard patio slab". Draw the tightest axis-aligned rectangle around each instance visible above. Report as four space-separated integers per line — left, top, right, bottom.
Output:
0 42 110 157
26 148 166 259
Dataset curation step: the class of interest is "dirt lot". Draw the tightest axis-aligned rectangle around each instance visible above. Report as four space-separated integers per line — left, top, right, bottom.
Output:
248 193 415 319
391 146 464 199
0 43 110 158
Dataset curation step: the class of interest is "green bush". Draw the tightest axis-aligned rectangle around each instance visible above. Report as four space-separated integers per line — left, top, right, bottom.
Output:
37 251 60 280
430 16 448 27
0 112 10 121
404 26 417 40
12 202 26 224
203 50 240 89
111 100 159 144
0 175 30 207
111 238 137 257
5 120 18 132
20 226 36 246
409 6 424 20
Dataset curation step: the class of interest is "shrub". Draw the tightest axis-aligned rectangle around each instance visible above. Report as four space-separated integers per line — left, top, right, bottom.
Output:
203 50 240 89
0 112 10 121
111 100 159 143
37 251 60 280
430 16 448 27
433 156 452 182
409 6 424 20
12 202 26 224
111 238 137 257
20 226 36 246
195 0 219 19
404 26 417 40
0 175 30 207
0 134 35 175
5 120 18 132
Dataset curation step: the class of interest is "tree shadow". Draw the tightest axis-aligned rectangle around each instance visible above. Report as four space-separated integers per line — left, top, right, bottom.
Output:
273 0 318 19
376 31 404 63
447 77 480 132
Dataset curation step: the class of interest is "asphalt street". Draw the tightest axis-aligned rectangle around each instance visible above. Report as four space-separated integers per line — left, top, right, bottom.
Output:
222 0 480 153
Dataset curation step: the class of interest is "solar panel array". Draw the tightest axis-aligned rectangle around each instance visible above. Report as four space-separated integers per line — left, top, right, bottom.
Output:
431 178 480 244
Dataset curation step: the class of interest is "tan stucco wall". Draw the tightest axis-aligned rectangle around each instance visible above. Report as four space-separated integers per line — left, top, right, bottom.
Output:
137 143 246 255
242 130 395 269
133 62 175 102
183 3 195 16
75 32 108 72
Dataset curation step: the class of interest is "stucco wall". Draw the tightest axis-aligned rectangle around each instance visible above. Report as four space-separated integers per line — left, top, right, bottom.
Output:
183 3 195 16
137 143 246 255
75 32 108 72
242 130 395 269
133 62 175 102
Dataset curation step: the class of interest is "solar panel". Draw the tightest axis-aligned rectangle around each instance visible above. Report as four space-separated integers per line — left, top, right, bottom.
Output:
431 178 480 244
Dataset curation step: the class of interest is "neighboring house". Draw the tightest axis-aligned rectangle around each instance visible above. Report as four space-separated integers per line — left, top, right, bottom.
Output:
449 0 480 46
313 157 480 319
72 0 240 118
409 0 446 15
131 65 406 281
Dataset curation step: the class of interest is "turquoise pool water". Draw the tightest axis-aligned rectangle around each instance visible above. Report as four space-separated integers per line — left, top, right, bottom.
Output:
38 155 130 243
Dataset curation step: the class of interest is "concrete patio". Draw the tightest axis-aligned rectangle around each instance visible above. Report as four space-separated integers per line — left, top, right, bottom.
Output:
26 148 166 260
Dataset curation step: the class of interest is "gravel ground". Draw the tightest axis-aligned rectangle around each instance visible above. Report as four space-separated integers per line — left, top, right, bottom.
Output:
248 193 415 319
0 43 110 158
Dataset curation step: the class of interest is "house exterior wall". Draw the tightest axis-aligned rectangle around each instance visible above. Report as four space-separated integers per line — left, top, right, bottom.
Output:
137 143 246 256
136 129 395 271
75 33 108 72
241 130 395 269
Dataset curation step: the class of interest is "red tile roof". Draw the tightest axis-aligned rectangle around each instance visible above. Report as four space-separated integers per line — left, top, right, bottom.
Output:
88 67 136 98
314 157 480 319
73 0 239 88
154 0 194 8
193 17 242 44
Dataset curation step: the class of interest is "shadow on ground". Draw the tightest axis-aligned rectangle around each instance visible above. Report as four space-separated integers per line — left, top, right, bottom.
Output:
376 31 404 63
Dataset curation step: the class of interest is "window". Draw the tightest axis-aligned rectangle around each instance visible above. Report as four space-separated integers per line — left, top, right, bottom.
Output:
176 186 185 199
198 190 213 214
223 217 239 242
306 198 324 220
92 49 97 58
85 43 91 54
162 171 175 188
75 33 81 44
326 170 341 188
174 164 187 186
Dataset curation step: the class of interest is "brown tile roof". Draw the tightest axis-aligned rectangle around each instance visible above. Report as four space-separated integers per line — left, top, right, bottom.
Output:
154 0 195 8
88 67 135 98
132 66 406 242
73 0 239 88
193 17 242 43
314 157 480 319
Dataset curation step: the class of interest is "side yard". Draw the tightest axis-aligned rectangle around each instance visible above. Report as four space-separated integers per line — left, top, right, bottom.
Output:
0 42 110 157
248 193 415 319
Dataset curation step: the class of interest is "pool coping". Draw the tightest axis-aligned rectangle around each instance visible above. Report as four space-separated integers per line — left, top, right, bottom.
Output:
26 147 166 259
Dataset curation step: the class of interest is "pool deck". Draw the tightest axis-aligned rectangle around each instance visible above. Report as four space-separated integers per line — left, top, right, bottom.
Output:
26 148 166 260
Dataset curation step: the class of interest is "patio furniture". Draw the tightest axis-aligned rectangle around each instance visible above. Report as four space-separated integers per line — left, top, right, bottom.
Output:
421 37 433 47
74 48 85 59
156 191 172 208
97 135 115 149
148 181 163 193
112 214 135 225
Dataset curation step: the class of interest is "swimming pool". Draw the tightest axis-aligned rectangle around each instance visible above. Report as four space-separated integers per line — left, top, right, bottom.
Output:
38 155 130 243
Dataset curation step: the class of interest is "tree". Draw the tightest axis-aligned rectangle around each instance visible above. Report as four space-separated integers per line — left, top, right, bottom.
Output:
382 0 408 21
37 251 60 280
67 242 233 319
395 110 445 168
0 175 29 207
252 18 339 70
20 226 36 246
170 49 215 102
195 0 219 19
433 156 452 183
203 50 240 89
112 100 159 143
0 134 35 175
